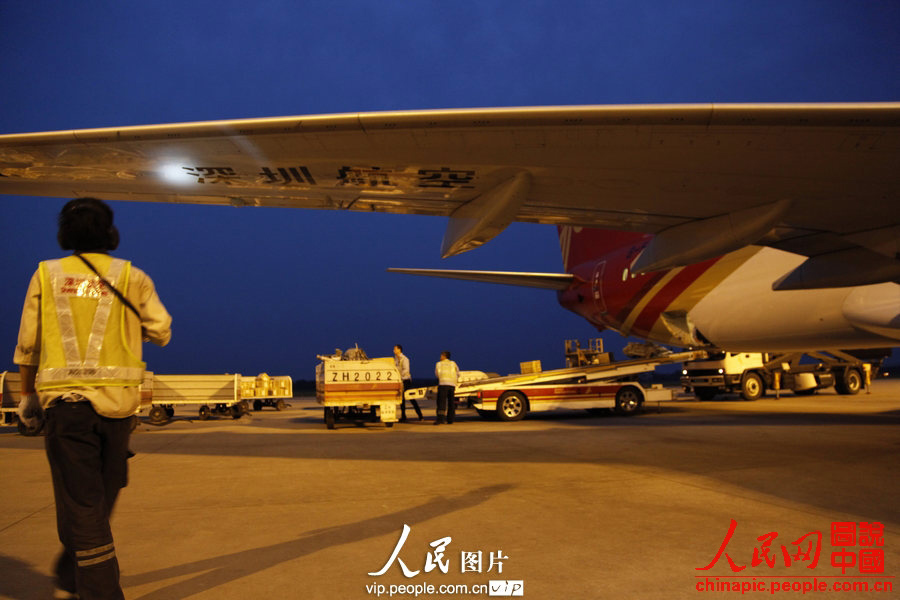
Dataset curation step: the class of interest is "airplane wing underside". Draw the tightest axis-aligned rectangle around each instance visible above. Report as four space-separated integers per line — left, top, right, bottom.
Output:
1 103 899 283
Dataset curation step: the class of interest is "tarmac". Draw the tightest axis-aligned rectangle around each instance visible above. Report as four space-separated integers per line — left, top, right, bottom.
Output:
1 381 898 600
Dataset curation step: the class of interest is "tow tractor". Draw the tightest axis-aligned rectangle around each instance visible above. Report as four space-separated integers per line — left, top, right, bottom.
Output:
315 345 402 429
407 340 706 421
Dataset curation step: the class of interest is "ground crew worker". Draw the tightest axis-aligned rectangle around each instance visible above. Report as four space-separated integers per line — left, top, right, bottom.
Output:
434 351 459 425
394 344 422 421
14 197 172 600
863 362 872 394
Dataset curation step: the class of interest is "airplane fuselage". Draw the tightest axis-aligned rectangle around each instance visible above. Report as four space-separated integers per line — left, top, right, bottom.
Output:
557 227 900 352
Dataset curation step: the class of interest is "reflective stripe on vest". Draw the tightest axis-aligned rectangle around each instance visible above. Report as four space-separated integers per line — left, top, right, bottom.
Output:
36 257 144 389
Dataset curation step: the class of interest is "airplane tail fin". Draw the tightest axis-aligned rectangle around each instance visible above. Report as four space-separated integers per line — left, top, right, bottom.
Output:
558 226 648 271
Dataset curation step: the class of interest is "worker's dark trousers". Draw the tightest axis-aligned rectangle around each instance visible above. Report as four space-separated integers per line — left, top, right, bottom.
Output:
45 402 131 600
436 385 456 423
400 380 422 420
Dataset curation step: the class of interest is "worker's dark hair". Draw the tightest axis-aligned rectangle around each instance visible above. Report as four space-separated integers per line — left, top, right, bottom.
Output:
441 351 451 359
57 197 119 252
395 344 403 352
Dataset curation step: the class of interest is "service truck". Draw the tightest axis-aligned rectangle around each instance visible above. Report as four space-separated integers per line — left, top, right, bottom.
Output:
681 350 886 401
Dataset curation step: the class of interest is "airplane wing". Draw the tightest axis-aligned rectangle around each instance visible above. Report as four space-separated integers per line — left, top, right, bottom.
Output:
2 104 899 285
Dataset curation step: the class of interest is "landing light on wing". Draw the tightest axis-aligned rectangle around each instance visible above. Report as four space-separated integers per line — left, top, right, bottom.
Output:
159 163 194 185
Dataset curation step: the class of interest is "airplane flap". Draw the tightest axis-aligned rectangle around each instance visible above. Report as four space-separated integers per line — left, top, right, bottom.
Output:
441 171 532 257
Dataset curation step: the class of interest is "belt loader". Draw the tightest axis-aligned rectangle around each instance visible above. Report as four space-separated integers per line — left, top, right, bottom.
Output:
406 349 707 421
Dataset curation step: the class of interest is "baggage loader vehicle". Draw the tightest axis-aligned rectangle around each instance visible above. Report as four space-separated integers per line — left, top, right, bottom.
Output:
407 346 706 422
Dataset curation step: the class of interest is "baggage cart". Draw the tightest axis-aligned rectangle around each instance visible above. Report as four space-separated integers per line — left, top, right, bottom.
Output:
0 371 30 435
242 373 293 411
141 373 247 424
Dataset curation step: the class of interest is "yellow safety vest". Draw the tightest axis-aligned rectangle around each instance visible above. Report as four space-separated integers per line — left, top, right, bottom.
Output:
35 255 145 391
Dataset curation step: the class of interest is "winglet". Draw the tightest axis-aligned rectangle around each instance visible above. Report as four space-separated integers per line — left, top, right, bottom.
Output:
441 171 532 257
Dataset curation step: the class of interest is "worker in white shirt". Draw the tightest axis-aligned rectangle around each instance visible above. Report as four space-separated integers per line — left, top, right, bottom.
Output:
434 351 460 425
394 344 422 421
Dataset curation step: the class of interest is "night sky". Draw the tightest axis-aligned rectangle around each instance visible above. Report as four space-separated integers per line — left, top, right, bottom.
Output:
1 1 898 380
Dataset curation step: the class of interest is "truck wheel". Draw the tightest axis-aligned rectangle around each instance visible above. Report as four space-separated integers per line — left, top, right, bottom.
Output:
497 391 527 421
324 407 336 429
835 368 862 395
614 386 643 415
740 372 764 401
695 387 717 401
275 399 287 411
149 406 169 424
231 405 242 419
253 399 263 411
199 405 210 420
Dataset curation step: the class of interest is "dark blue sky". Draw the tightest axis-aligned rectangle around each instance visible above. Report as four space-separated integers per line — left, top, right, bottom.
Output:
2 1 898 379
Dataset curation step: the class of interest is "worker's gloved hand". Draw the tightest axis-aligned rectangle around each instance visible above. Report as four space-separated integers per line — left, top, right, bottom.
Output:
17 393 44 433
